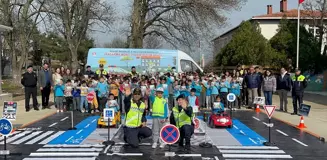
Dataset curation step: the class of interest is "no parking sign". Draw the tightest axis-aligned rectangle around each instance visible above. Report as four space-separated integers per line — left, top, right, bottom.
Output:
160 124 180 145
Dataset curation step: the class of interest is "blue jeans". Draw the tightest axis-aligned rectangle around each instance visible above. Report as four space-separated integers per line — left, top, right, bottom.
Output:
80 96 89 111
264 91 273 105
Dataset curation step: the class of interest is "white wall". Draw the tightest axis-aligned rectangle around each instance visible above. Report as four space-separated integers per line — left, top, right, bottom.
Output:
257 20 280 40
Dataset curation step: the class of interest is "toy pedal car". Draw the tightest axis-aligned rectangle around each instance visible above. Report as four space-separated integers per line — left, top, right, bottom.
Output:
97 111 121 128
209 112 232 128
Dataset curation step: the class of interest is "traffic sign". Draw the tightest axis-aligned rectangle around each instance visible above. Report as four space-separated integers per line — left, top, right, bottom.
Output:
193 117 200 130
87 92 95 103
103 108 115 120
160 124 180 145
2 101 17 120
227 93 236 102
0 119 13 136
264 105 276 119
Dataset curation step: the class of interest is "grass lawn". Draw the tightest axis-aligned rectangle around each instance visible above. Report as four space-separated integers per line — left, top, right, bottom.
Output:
1 79 41 101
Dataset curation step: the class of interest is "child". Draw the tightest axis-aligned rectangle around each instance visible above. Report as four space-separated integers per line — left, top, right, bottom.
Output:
88 81 98 113
72 80 81 111
54 79 65 113
204 80 212 109
106 93 119 112
157 77 169 100
64 79 73 111
212 95 225 114
151 87 169 149
79 80 89 113
97 76 109 112
188 88 199 112
219 76 230 108
230 77 241 109
210 78 219 107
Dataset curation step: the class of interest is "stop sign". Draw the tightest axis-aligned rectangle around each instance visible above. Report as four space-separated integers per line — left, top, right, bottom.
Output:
87 92 95 102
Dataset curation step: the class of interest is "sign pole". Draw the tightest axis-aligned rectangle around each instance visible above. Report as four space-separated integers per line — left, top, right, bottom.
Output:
263 105 276 146
4 136 6 160
0 119 12 159
68 111 76 130
103 109 115 146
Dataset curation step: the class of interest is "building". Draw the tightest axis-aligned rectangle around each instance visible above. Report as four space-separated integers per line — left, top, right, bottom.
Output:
212 0 327 57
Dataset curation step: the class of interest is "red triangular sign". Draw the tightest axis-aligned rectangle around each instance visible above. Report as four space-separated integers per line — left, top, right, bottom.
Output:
264 105 276 119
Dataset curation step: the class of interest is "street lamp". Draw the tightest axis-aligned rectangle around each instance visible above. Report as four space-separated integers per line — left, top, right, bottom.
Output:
0 24 13 94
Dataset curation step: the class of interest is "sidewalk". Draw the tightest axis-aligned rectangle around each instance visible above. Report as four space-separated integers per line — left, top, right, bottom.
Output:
0 94 56 129
269 93 327 140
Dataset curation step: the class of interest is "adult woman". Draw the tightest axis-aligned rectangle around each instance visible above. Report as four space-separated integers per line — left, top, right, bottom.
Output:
63 68 73 83
262 70 276 105
75 68 83 78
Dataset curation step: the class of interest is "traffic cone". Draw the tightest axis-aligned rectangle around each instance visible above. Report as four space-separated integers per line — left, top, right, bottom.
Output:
255 104 260 112
297 116 307 129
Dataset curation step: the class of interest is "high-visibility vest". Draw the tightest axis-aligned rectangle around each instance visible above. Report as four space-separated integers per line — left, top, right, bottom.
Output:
130 71 138 77
291 75 305 82
125 100 145 127
96 69 107 76
152 97 166 117
172 106 192 128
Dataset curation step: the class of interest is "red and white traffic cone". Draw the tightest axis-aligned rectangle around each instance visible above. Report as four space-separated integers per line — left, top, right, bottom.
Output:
297 116 307 129
255 104 260 113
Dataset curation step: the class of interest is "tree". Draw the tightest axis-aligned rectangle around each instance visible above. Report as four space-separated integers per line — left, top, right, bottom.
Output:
270 18 327 73
120 56 133 67
216 21 284 67
103 37 128 48
130 0 246 48
44 0 115 71
143 35 162 49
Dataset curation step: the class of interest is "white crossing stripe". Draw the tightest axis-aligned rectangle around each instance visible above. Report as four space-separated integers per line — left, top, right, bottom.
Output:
23 158 96 160
38 131 64 144
0 131 21 141
30 152 100 156
3 131 32 144
223 154 292 158
220 149 285 154
107 153 143 156
43 144 105 148
12 131 43 144
177 154 202 157
37 148 103 152
216 146 279 149
25 131 54 144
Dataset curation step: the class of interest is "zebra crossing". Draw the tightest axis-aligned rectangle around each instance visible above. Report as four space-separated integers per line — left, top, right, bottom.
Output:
0 130 64 145
23 144 104 160
216 146 293 159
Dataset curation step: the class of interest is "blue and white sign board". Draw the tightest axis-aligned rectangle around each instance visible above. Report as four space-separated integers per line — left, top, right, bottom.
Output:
103 108 115 121
227 93 236 102
2 101 17 120
160 124 180 145
0 118 13 136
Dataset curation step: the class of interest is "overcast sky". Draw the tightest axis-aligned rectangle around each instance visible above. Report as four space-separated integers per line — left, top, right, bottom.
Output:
91 0 300 60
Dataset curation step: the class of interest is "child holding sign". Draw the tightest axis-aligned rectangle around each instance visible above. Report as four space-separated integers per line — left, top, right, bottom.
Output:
212 96 225 114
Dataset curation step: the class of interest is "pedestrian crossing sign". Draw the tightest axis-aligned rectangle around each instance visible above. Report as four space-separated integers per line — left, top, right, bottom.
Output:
103 108 115 120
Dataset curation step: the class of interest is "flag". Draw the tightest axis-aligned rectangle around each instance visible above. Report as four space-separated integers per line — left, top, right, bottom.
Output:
299 0 305 4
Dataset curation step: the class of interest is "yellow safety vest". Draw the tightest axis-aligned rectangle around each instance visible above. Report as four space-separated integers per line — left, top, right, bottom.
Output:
96 69 107 76
172 106 192 128
152 97 166 117
125 100 145 127
292 75 305 82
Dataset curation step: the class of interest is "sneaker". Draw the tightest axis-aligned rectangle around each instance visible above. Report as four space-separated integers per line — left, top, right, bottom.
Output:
159 143 165 149
96 109 100 113
81 109 85 113
56 110 60 113
60 110 63 112
152 143 157 149
91 110 94 114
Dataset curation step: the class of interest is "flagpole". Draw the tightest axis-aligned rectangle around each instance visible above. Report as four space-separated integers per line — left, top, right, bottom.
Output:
296 2 300 69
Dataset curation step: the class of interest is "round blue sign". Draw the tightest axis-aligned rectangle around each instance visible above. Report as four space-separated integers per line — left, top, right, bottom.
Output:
227 93 236 102
160 124 180 145
0 118 13 136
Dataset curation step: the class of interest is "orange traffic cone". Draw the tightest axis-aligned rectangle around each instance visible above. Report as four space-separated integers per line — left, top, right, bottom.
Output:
297 116 307 129
255 104 260 112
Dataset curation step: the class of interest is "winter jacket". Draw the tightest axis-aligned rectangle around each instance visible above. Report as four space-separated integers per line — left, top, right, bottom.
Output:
263 76 276 92
276 73 292 91
244 73 261 89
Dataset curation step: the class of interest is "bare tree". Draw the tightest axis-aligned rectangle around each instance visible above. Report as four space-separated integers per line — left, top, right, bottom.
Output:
103 37 128 48
43 0 115 71
143 35 162 49
129 0 245 48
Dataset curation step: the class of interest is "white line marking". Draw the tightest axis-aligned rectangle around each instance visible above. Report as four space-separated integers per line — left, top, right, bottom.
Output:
60 117 69 121
23 158 96 160
76 129 83 135
233 125 238 129
104 144 111 153
38 131 64 144
220 150 285 153
11 131 42 144
0 131 21 141
30 152 99 156
214 156 219 160
91 119 97 123
276 129 289 136
216 146 279 149
37 148 103 152
107 153 143 156
84 124 90 128
223 154 292 158
248 138 257 144
65 136 74 143
4 131 32 143
239 130 245 135
292 138 308 147
114 142 151 145
262 122 269 126
252 116 260 121
48 122 58 127
43 144 105 148
177 154 201 157
25 131 54 144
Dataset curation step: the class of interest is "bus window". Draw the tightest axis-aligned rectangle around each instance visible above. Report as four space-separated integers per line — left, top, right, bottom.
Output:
180 59 192 72
191 62 201 73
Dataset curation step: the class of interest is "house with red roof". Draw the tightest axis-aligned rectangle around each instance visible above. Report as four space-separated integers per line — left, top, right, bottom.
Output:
212 0 326 58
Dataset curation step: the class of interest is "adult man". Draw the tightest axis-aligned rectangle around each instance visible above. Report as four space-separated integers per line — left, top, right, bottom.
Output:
291 69 307 115
130 66 139 78
255 66 263 96
84 65 95 77
21 65 39 112
38 63 53 109
95 64 108 78
276 68 292 112
123 88 152 148
170 94 194 153
244 66 261 109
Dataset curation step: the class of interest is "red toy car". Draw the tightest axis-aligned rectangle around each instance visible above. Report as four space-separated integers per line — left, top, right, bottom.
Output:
209 112 233 128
